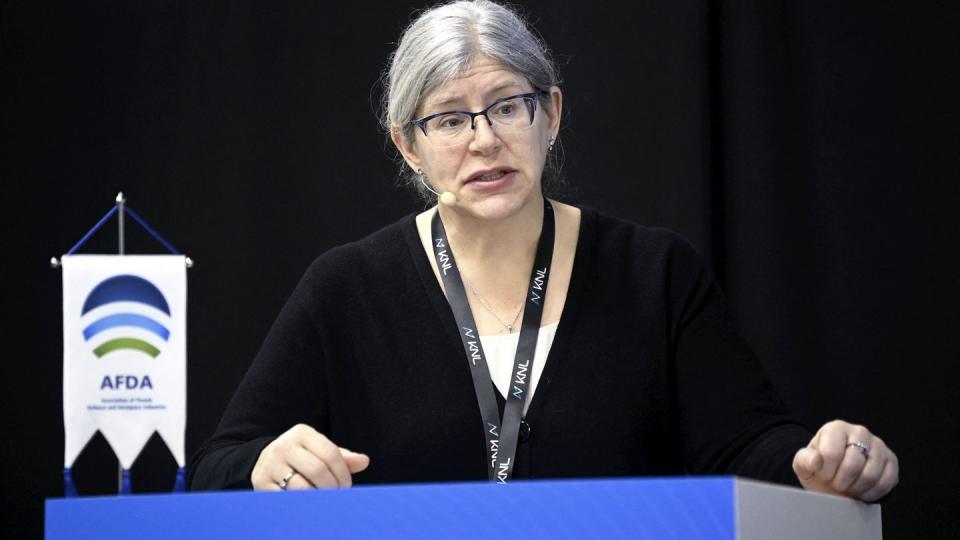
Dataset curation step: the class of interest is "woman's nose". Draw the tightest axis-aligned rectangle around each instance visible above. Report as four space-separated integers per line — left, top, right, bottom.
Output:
468 114 500 152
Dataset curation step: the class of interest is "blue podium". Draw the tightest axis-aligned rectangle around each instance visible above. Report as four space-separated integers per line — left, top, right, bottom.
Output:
45 477 881 539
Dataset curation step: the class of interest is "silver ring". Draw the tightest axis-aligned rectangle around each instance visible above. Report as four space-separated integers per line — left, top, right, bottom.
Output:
279 469 298 490
846 441 870 458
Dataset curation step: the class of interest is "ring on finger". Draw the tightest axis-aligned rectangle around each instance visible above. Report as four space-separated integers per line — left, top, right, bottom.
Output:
279 469 298 490
845 441 870 458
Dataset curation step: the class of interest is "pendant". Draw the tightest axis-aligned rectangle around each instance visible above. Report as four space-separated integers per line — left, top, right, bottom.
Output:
506 325 513 334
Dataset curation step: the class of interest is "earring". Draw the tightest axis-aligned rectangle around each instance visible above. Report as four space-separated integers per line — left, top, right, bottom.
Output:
548 136 556 151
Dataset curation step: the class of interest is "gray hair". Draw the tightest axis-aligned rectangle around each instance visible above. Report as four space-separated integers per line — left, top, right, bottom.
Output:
379 0 564 201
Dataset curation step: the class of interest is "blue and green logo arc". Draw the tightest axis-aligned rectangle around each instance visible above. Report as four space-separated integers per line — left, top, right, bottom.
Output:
81 275 171 358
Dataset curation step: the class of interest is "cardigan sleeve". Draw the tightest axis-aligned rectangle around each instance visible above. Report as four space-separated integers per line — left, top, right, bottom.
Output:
187 259 331 491
666 234 812 485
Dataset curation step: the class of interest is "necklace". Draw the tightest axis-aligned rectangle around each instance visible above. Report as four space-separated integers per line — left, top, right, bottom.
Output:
463 277 524 334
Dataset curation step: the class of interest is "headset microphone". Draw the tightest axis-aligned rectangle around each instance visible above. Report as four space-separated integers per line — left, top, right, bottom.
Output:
439 192 458 206
419 172 458 207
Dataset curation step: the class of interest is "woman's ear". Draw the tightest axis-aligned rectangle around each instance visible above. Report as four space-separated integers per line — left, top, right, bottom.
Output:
391 126 422 173
544 86 563 139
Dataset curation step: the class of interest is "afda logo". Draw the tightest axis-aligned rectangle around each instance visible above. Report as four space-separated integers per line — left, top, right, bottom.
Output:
81 275 171 390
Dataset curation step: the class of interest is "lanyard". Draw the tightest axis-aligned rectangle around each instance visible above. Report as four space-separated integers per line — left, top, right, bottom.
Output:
430 199 555 483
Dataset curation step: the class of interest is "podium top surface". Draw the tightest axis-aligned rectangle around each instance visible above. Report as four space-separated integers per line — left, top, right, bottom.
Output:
45 476 880 540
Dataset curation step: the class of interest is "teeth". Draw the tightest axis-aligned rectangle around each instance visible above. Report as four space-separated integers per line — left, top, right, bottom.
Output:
475 171 506 181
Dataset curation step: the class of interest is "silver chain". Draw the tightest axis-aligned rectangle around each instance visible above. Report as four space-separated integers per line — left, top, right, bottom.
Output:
463 275 524 334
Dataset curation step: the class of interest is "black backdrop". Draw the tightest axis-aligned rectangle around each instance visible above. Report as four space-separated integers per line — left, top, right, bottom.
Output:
3 1 958 537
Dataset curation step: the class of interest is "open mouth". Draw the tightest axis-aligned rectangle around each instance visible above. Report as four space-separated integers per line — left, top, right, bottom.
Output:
467 169 515 184
472 171 507 182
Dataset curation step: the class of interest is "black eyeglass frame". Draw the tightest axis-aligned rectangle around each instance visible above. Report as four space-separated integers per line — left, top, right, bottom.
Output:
410 90 550 137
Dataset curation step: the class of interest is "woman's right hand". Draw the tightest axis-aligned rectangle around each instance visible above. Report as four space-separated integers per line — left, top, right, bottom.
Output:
251 423 370 490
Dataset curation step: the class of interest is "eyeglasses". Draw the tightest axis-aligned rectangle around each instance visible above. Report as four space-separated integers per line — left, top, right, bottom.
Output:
410 91 548 148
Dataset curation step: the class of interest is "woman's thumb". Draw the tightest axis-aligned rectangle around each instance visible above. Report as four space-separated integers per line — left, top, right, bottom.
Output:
340 448 371 473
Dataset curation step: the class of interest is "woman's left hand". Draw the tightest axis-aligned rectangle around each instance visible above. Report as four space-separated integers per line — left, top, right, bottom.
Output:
792 420 899 502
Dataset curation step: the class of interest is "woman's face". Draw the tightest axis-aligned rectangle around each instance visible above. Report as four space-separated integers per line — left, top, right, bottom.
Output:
394 57 562 221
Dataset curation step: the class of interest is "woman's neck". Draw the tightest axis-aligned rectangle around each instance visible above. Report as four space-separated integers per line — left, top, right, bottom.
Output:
436 197 545 269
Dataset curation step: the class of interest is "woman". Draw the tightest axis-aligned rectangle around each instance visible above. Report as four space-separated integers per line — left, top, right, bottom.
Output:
189 0 898 501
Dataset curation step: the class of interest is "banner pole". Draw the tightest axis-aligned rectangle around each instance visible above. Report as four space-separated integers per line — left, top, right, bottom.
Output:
115 191 125 492
117 192 126 256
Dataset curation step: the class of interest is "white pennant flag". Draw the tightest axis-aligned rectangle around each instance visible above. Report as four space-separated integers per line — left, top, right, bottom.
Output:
62 255 186 471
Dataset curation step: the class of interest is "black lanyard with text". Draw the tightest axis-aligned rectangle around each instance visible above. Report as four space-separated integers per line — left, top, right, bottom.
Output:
430 199 555 483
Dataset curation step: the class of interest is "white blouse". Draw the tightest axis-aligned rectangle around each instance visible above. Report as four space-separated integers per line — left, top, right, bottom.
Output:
479 321 560 415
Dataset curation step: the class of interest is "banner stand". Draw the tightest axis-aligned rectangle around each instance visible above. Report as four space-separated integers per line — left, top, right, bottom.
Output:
52 192 191 497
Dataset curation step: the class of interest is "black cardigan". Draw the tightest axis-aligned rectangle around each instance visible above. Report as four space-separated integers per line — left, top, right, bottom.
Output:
189 207 811 490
